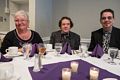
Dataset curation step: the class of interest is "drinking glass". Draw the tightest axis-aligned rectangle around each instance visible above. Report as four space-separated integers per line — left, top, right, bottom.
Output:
54 43 62 56
80 44 88 57
38 43 46 58
108 47 118 65
22 43 32 60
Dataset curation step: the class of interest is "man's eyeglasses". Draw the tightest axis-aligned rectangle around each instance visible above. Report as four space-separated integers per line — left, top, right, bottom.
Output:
101 16 113 20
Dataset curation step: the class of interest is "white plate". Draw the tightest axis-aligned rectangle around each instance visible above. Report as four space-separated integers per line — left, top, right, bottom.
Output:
46 49 55 52
87 51 92 54
103 78 118 80
5 52 23 58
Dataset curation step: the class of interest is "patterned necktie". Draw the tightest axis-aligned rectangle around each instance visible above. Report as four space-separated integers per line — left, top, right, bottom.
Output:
103 32 111 54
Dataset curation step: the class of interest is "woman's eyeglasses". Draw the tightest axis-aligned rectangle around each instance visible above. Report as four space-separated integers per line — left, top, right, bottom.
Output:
15 19 28 22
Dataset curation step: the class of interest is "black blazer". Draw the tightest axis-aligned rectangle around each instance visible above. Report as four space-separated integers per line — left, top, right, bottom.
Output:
50 30 80 50
88 27 120 51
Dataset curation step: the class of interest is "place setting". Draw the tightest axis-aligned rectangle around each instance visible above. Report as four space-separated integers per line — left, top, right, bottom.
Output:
4 46 23 58
103 47 120 65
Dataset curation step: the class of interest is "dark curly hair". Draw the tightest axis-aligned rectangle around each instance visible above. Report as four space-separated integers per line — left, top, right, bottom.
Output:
100 9 114 20
59 16 73 28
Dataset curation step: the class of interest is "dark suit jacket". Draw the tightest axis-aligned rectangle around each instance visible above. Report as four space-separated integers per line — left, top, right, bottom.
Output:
88 27 120 51
50 30 80 50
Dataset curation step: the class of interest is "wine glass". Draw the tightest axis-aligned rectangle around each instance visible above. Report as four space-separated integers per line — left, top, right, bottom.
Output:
22 43 32 60
80 44 88 57
108 47 118 65
54 43 62 56
38 43 46 58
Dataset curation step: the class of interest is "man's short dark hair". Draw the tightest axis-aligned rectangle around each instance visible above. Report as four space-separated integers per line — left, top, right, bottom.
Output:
100 9 114 19
59 16 73 28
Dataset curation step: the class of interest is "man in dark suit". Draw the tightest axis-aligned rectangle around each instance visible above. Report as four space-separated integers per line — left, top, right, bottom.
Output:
88 9 120 54
50 17 80 50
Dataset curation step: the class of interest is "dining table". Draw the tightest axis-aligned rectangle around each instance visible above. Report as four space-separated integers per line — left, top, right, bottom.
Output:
1 50 120 80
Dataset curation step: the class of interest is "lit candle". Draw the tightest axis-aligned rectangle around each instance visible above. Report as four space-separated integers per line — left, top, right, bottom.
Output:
89 67 99 80
62 68 71 80
70 61 79 72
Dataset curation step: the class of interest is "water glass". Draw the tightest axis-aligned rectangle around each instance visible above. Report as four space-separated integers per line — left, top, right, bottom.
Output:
108 47 118 65
55 43 62 56
81 44 88 53
22 43 32 60
80 44 89 58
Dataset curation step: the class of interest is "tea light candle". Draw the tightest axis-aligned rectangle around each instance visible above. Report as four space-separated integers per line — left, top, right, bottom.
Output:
71 61 79 72
90 67 99 80
62 68 71 80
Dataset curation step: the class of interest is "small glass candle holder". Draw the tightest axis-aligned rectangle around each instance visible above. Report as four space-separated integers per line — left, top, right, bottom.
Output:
89 67 99 80
70 61 79 73
62 68 71 80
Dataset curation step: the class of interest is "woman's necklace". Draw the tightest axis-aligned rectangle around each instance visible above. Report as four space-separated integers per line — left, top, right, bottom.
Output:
16 29 31 40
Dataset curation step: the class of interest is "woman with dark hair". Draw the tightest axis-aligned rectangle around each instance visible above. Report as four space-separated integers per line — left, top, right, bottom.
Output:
50 16 80 50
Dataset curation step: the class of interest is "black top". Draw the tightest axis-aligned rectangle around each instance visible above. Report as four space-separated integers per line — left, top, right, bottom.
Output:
1 29 43 54
88 27 120 51
50 30 80 50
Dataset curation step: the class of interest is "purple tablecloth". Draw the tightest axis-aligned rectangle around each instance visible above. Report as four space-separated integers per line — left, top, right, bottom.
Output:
29 59 120 80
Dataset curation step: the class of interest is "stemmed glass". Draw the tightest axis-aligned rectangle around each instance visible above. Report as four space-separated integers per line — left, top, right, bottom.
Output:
54 43 62 56
38 43 46 58
22 43 32 60
80 44 88 57
108 47 118 65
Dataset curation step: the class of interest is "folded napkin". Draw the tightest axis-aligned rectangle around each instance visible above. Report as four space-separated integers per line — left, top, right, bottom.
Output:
29 43 37 57
60 42 72 55
90 44 104 58
0 53 13 62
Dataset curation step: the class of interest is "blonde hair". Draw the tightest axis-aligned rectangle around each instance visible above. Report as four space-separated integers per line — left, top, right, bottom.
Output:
14 10 29 20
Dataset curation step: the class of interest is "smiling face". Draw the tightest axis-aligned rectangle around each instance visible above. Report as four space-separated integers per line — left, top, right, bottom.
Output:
60 19 71 33
100 12 114 31
14 14 29 31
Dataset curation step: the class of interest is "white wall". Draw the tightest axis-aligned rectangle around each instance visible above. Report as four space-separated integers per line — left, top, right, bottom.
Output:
52 0 120 38
52 0 69 31
0 0 10 31
29 0 35 30
35 0 53 37
1 0 120 39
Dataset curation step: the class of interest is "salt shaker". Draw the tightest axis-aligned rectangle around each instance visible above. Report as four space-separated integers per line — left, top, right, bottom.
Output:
33 54 42 72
